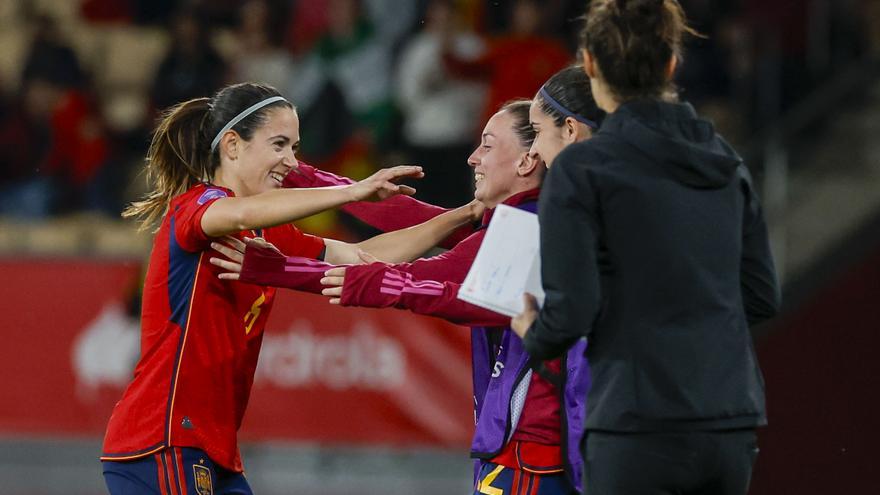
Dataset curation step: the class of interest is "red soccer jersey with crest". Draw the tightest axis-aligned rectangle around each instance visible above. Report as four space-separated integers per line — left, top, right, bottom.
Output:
101 183 325 472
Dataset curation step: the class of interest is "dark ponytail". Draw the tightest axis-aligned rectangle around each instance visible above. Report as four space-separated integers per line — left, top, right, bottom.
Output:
122 98 212 229
499 99 536 150
580 0 699 101
536 65 604 128
123 82 292 230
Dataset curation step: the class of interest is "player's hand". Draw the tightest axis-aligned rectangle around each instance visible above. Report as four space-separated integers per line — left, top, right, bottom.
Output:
243 236 281 254
356 249 380 264
320 266 348 305
347 165 423 202
209 236 245 280
209 236 280 280
467 199 486 222
511 293 539 339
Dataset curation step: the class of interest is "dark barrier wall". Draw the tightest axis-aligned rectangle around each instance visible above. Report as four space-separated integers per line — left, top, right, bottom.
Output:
751 244 880 493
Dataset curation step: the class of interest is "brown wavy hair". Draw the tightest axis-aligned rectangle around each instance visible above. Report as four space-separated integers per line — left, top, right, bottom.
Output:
580 0 700 102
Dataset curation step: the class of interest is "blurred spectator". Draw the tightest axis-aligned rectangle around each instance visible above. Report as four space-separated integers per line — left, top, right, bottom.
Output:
282 0 418 55
284 0 416 59
80 0 133 23
227 0 297 95
0 0 870 223
22 15 86 90
0 15 112 218
190 0 244 28
284 0 331 56
151 8 225 111
297 0 396 159
443 0 571 125
29 77 112 215
362 0 417 45
130 0 177 25
395 0 486 207
0 78 110 218
0 95 51 218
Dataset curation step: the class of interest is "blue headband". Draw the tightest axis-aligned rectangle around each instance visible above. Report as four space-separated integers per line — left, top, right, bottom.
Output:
210 96 289 152
538 87 599 130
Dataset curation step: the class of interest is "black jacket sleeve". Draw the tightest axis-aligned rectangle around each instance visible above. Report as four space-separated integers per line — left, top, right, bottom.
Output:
523 151 600 360
738 165 782 325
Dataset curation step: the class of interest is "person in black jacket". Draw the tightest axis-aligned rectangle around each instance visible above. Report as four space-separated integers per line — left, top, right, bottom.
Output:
510 1 781 494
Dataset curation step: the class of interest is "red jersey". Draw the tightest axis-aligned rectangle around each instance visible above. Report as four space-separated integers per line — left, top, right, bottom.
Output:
510 359 562 447
101 183 324 472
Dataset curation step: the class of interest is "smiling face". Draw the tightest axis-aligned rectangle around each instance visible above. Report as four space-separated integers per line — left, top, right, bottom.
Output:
467 110 529 209
222 106 300 197
528 99 593 167
528 100 567 167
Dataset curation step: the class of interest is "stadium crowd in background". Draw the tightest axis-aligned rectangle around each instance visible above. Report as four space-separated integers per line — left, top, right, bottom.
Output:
0 0 874 233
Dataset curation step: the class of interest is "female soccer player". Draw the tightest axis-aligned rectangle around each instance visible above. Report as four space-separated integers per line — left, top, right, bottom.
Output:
100 82 478 495
528 65 600 167
512 1 780 494
214 73 604 493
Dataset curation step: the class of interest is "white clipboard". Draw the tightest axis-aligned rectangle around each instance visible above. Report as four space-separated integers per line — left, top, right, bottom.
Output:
458 204 545 317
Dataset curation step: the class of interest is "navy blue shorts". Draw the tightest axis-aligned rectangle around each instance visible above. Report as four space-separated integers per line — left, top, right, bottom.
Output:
474 462 577 495
102 447 252 495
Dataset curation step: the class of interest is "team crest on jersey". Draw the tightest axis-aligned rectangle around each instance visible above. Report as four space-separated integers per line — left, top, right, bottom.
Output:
193 464 213 495
197 188 227 205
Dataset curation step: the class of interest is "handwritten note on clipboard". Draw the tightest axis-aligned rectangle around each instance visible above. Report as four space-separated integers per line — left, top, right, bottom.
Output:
458 204 545 317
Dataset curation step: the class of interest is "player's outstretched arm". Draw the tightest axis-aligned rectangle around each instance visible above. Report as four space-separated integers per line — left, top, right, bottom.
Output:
320 264 510 327
285 162 477 248
322 199 484 265
210 237 337 295
200 165 423 237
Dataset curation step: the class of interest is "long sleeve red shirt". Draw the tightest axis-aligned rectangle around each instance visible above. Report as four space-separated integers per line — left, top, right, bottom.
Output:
239 189 541 327
236 183 563 457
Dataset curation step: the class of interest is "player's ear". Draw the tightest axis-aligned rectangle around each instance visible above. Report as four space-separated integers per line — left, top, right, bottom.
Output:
562 117 579 144
518 151 543 176
219 131 240 161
